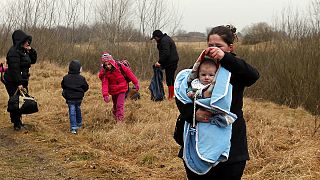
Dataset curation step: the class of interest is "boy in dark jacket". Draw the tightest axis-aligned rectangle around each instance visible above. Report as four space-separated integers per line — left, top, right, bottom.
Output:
61 60 89 134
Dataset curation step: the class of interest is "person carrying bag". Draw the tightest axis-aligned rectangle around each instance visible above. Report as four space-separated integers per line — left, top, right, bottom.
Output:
4 30 37 131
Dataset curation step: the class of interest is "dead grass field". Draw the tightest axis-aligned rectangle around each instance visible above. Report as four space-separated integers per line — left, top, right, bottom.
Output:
0 61 319 179
175 41 207 51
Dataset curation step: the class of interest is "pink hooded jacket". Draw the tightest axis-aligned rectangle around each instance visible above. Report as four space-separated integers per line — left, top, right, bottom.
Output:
98 59 139 96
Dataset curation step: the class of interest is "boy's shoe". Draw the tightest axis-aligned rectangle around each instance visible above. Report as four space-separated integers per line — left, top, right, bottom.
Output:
70 129 77 134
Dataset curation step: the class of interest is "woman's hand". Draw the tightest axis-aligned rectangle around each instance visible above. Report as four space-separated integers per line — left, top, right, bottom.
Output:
18 85 23 90
196 108 213 123
205 47 225 61
154 62 161 68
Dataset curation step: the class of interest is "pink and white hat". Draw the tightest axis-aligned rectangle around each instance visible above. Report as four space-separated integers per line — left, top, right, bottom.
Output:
100 52 114 62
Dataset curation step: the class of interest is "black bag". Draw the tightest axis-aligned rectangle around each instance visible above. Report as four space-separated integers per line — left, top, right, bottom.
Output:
149 66 165 101
7 89 38 114
173 114 185 146
127 86 141 100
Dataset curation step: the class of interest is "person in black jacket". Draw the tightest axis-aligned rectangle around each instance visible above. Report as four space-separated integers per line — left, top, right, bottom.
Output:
61 60 89 134
176 25 260 179
150 30 179 100
3 30 37 131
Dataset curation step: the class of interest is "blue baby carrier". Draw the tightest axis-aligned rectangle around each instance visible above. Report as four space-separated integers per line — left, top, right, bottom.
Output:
174 66 237 175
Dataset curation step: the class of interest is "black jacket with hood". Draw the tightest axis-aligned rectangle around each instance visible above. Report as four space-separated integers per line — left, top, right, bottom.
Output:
61 60 89 102
156 33 179 68
176 52 260 164
4 30 37 86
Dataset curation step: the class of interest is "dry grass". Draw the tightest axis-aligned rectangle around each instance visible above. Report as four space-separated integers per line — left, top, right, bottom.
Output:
175 41 207 51
0 61 319 179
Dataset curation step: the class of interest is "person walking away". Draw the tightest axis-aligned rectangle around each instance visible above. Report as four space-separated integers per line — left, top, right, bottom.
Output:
3 30 37 131
150 30 179 100
61 60 89 134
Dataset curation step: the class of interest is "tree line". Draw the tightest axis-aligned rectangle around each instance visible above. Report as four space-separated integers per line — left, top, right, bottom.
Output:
0 0 182 77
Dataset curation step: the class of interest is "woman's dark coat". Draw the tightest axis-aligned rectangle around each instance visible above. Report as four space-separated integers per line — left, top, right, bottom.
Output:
4 30 37 86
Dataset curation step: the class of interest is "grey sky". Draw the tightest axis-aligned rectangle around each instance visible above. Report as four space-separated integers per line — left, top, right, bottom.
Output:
0 0 312 35
174 0 311 33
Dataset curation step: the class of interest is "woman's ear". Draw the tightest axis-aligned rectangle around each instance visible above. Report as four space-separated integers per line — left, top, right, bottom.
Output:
228 44 234 52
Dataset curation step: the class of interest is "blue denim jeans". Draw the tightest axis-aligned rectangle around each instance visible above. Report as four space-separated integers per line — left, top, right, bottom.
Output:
67 100 82 130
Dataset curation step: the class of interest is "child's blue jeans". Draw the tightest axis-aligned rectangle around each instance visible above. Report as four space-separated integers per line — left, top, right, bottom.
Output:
67 100 82 130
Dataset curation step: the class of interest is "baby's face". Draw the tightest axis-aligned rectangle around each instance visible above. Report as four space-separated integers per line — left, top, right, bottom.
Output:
198 63 217 85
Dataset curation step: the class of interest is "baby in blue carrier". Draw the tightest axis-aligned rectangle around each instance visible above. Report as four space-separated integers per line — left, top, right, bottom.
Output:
186 56 233 127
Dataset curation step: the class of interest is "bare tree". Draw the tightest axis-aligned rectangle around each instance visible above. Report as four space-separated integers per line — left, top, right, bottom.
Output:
309 0 320 32
134 0 182 38
135 0 150 39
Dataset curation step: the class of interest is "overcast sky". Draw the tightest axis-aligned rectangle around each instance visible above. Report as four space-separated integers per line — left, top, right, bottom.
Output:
174 0 311 33
0 0 312 34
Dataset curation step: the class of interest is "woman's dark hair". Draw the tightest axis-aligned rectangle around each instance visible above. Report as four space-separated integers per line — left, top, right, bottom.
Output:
207 25 238 45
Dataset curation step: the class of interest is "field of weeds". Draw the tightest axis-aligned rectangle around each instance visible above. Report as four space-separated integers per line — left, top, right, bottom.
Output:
0 61 319 179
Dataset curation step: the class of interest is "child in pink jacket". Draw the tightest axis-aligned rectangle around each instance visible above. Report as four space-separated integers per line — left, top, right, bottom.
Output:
98 52 140 122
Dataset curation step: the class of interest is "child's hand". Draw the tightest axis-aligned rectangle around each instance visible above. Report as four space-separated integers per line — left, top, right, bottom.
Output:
134 83 140 91
103 95 110 103
202 89 211 98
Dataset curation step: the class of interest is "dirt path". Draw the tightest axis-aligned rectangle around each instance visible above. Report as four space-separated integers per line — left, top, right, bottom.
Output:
0 113 72 180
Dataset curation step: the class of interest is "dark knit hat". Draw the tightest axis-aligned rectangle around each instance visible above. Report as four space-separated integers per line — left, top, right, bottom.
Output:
150 30 163 40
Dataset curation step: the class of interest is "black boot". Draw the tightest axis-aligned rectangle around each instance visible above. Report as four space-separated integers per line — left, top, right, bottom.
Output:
19 120 25 128
13 123 21 131
10 112 22 131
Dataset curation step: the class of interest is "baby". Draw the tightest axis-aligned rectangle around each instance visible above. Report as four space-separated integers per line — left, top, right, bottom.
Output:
187 57 218 99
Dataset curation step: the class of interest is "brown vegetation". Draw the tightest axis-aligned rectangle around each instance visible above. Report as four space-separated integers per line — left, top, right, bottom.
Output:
239 34 320 115
0 61 319 179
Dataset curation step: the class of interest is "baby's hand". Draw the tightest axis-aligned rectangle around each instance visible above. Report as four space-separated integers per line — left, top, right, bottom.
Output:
196 108 213 122
187 91 195 98
202 89 211 98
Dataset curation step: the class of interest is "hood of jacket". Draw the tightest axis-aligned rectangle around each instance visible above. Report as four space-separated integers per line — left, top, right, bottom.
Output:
12 30 32 47
68 60 81 74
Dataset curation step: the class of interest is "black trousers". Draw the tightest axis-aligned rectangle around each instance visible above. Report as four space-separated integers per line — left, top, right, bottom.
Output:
4 81 25 125
164 64 177 86
184 160 247 180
